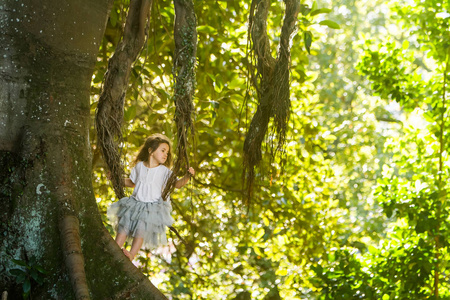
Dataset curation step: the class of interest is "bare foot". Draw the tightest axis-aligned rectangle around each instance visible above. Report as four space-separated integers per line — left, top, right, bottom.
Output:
122 248 132 260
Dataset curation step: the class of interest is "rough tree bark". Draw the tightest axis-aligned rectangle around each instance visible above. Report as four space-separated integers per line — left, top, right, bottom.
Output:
0 0 165 299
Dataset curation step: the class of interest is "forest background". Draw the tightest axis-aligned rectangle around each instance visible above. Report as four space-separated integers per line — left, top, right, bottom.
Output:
92 0 450 298
5 0 445 298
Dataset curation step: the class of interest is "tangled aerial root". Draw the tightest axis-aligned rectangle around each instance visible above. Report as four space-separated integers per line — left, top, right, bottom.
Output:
162 0 197 200
243 0 300 202
95 0 152 199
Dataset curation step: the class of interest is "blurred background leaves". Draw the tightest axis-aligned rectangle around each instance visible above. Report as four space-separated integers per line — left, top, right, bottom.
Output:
90 0 450 298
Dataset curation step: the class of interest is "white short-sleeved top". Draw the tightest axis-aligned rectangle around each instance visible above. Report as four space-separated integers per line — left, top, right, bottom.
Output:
130 162 172 203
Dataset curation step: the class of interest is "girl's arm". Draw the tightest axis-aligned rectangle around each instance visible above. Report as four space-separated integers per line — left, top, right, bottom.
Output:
124 178 135 188
175 167 195 189
107 171 135 188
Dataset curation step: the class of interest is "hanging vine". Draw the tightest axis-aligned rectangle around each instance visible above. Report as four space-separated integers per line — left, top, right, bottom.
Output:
244 0 300 200
162 0 197 201
95 0 152 199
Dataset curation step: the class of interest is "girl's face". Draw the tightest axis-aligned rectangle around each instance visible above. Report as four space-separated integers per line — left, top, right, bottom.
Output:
150 143 169 165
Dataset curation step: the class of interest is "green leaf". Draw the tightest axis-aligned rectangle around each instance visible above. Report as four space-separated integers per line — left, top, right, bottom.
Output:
30 269 39 281
299 4 311 16
159 6 174 19
310 8 332 17
23 278 31 293
10 268 27 277
124 105 136 122
323 134 337 141
197 25 217 35
254 247 264 256
276 268 288 276
255 228 265 240
136 127 151 136
206 72 216 81
210 101 219 110
385 205 393 218
415 219 428 234
304 31 312 55
93 72 103 84
16 274 26 284
227 77 245 90
110 9 118 27
214 80 223 93
422 260 432 274
12 259 27 267
156 88 169 102
146 64 163 76
402 39 409 50
311 1 318 12
319 20 340 29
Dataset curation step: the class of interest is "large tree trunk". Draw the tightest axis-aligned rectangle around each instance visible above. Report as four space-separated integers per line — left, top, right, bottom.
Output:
0 0 165 299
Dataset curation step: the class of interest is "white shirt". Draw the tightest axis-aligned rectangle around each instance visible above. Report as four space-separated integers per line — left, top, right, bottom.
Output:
130 162 172 203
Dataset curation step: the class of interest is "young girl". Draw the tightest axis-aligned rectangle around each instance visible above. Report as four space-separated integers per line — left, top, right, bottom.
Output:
107 133 194 260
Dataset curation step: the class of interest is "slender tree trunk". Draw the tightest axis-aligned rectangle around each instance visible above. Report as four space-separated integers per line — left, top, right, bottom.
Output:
0 0 166 298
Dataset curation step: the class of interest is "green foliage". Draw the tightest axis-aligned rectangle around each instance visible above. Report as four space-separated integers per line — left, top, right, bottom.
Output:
312 233 438 299
394 0 450 63
371 233 434 298
311 248 375 299
357 40 427 111
311 0 450 298
9 256 47 299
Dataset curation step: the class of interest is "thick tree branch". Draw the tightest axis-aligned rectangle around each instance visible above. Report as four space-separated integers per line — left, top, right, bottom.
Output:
96 226 168 299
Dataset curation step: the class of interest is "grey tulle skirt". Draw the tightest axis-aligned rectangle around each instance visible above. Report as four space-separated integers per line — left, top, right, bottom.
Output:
107 197 174 249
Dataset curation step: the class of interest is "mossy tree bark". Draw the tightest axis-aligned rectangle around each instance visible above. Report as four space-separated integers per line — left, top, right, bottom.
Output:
0 0 166 299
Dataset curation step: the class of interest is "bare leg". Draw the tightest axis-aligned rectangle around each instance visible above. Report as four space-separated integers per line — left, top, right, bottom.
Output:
115 232 127 248
128 237 144 260
115 232 132 259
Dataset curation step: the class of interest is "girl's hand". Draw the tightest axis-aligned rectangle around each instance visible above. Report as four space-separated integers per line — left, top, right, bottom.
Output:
175 168 195 189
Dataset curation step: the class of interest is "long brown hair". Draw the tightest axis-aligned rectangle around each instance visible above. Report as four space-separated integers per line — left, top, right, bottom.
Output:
135 133 173 167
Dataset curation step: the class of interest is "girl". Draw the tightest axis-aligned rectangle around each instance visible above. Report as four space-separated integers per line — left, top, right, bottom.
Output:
107 133 195 260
